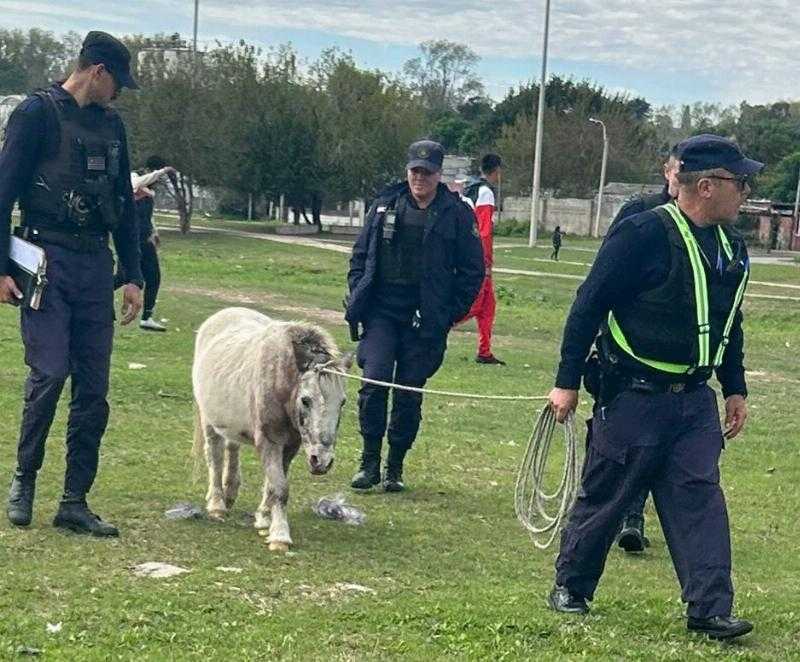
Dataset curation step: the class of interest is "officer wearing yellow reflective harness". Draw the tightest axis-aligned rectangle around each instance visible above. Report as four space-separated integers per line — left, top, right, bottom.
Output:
546 135 762 641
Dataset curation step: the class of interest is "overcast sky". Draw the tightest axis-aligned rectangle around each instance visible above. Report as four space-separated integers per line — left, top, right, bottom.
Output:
2 0 798 108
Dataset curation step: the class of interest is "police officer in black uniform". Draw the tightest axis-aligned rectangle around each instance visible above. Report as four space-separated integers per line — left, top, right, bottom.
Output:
546 135 761 640
611 143 681 553
345 140 484 492
0 32 143 537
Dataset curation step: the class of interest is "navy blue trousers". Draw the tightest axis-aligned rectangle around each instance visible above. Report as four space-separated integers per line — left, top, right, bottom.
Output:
114 239 160 320
556 386 733 618
356 315 446 451
16 242 115 498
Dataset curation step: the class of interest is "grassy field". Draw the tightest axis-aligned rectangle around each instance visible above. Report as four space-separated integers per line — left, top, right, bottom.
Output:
1 225 799 660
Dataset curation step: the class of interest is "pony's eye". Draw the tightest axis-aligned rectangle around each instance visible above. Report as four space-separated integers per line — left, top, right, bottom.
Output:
301 396 312 408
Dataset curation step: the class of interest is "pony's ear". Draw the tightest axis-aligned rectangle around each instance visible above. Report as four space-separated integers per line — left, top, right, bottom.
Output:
339 351 355 372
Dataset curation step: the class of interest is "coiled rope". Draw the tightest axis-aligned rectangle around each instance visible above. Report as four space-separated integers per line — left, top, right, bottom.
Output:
514 405 581 550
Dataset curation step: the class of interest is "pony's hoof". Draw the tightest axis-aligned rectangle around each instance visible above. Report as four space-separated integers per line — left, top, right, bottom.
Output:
208 510 226 522
257 528 269 537
268 541 290 552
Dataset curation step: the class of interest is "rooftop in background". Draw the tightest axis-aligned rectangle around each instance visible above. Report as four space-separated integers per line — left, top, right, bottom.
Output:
442 155 472 183
602 182 664 197
137 47 205 73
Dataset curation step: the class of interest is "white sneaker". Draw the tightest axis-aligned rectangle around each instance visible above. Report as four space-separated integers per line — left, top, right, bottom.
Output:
140 318 167 332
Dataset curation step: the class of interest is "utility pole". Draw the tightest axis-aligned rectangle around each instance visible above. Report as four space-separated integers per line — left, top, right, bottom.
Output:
589 118 608 238
193 0 199 58
528 0 552 248
793 164 800 239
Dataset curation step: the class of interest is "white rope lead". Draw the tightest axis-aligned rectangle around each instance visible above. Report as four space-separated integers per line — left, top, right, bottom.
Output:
514 405 581 550
321 368 550 401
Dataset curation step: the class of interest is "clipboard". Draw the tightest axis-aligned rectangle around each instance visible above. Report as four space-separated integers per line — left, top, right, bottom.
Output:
8 235 47 309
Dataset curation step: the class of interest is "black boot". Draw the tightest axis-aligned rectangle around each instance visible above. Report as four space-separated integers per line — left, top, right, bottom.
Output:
547 584 590 614
7 471 36 527
53 497 119 537
351 437 382 490
383 446 407 493
617 515 650 553
687 615 753 640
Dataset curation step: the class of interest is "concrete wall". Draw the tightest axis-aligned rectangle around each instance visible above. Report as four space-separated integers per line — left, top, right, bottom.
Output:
501 194 631 236
758 215 800 250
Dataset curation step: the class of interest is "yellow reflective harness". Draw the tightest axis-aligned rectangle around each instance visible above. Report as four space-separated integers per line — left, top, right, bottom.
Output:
608 203 749 375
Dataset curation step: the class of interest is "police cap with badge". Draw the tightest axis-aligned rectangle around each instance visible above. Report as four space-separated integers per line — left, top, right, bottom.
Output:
406 140 444 173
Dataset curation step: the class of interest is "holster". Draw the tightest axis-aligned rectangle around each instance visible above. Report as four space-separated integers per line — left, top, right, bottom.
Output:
583 341 624 408
342 294 361 341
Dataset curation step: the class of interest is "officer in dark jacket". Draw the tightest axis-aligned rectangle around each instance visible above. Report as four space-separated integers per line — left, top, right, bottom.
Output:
608 143 681 553
0 32 143 537
346 140 484 492
546 135 762 641
608 143 681 234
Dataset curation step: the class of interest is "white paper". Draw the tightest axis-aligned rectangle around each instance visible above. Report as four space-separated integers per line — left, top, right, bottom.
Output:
9 236 45 273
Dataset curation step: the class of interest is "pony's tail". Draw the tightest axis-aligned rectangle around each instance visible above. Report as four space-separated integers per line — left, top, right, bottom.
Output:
192 401 205 483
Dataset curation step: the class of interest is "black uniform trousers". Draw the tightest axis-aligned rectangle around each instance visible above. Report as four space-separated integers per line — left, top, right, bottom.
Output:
556 385 733 619
16 241 115 498
356 314 446 451
114 239 160 320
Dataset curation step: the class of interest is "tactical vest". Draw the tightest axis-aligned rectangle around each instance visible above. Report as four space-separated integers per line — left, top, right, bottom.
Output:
603 203 749 377
377 197 427 287
20 90 124 233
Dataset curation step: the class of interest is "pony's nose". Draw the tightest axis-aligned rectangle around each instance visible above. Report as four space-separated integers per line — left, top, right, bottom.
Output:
309 455 333 474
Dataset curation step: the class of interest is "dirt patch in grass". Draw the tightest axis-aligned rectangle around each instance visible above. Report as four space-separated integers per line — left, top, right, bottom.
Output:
167 284 346 326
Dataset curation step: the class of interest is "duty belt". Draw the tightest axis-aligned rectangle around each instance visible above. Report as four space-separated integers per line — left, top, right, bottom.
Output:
16 226 108 253
625 376 706 395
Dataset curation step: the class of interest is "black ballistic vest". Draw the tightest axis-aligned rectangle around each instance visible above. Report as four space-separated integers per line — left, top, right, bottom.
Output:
378 198 427 287
603 206 748 378
20 90 124 233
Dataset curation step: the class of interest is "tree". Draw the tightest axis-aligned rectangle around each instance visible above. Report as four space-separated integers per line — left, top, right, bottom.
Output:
494 77 659 197
311 49 423 209
0 28 78 94
758 151 800 203
403 40 484 119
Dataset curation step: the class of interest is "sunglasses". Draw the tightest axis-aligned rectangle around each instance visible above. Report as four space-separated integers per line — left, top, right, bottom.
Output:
707 175 751 191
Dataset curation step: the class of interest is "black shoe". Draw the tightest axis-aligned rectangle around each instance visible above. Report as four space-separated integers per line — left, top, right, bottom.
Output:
53 500 119 537
618 516 649 553
547 585 589 614
383 462 405 493
350 454 381 490
7 471 36 527
475 354 506 365
687 615 753 640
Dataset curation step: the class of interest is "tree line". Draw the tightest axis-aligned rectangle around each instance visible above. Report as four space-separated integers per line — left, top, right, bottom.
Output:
3 28 800 229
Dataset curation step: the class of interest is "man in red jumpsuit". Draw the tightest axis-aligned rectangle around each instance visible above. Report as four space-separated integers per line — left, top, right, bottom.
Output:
460 153 504 364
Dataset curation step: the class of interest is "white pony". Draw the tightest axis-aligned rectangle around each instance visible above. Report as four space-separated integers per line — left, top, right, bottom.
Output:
192 307 352 551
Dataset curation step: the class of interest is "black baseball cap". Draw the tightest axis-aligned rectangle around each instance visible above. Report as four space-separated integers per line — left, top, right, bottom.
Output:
81 31 139 90
407 140 444 172
677 134 763 175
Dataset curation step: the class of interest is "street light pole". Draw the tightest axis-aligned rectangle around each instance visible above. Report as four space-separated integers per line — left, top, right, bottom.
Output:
528 0 552 248
793 164 800 238
589 117 608 238
193 0 199 57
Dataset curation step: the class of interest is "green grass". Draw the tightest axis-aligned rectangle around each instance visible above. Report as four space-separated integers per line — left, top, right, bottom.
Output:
1 225 799 660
